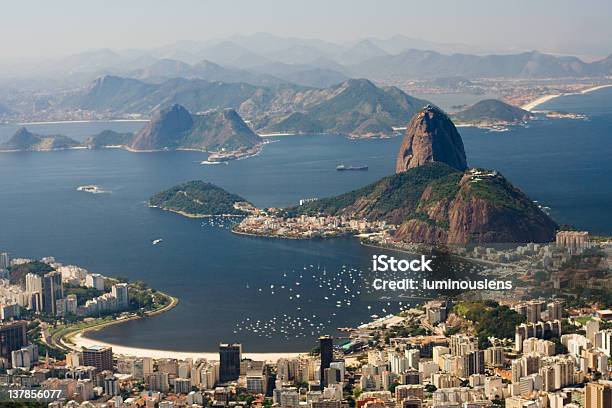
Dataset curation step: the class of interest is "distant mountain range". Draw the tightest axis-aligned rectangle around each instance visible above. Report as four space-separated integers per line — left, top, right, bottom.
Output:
349 50 612 79
62 77 430 137
264 79 428 136
452 99 532 124
128 58 346 88
2 33 612 84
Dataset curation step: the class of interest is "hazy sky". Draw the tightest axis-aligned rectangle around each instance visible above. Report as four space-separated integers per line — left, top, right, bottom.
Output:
2 0 612 59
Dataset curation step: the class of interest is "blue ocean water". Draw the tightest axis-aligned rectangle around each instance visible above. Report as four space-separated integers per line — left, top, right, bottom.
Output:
0 88 610 352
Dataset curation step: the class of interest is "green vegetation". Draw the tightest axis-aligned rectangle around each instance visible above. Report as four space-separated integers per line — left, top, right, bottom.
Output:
388 381 400 392
264 79 428 135
83 130 133 148
64 284 103 304
462 172 530 212
150 181 249 216
0 127 80 151
182 109 262 151
453 301 525 346
452 99 530 124
291 162 461 224
8 261 54 285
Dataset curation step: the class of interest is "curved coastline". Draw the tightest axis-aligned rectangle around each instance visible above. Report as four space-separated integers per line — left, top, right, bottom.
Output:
522 84 612 111
63 288 303 361
68 333 303 361
52 290 179 354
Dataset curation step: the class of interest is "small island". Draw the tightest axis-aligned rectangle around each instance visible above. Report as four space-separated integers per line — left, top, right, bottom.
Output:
0 105 265 161
76 184 109 194
452 99 533 128
149 180 257 218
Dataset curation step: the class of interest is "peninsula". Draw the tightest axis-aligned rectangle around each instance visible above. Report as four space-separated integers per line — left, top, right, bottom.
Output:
234 106 557 245
149 180 257 218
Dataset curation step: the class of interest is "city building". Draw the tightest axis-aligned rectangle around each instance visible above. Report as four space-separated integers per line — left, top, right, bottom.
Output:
85 273 105 291
585 381 612 408
219 343 241 383
111 283 129 310
82 346 113 372
42 271 63 315
0 321 27 365
319 336 333 387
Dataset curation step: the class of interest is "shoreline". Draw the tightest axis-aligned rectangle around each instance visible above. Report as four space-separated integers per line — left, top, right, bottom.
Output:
69 333 303 361
149 205 246 219
521 84 612 111
53 290 179 352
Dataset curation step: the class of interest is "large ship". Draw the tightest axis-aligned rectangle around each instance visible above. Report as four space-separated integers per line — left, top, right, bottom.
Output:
336 164 368 171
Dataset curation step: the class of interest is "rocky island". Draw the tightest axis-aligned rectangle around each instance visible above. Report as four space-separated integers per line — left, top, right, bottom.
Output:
149 180 256 217
128 104 263 157
0 127 81 152
236 105 557 245
452 99 533 127
1 104 264 160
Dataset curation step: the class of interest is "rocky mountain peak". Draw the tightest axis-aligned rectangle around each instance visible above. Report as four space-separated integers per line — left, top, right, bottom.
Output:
396 105 467 173
129 104 194 150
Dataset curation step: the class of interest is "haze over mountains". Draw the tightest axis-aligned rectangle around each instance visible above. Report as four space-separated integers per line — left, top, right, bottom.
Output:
2 33 612 86
60 76 429 137
2 32 612 132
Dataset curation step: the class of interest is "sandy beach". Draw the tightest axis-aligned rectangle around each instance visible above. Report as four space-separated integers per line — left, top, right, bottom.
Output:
69 333 303 361
522 84 612 111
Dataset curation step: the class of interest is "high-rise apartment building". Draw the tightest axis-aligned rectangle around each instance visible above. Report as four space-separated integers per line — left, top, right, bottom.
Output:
0 321 27 364
219 343 241 383
319 336 333 387
111 283 129 310
82 345 113 372
42 271 63 315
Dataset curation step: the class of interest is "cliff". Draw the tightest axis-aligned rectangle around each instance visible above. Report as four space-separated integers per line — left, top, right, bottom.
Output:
129 104 194 150
129 104 261 152
396 105 467 173
295 163 556 244
294 105 556 245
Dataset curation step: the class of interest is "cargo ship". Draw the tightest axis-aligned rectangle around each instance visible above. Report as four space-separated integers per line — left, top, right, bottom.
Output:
336 164 368 171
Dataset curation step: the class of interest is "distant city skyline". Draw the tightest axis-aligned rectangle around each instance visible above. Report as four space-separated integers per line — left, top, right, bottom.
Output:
2 0 612 60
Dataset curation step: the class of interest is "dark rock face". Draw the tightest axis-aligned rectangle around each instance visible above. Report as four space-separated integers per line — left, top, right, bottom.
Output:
130 104 194 150
7 127 39 149
396 105 467 173
393 171 558 244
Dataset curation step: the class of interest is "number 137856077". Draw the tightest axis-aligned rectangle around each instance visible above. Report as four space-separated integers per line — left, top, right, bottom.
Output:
7 389 63 400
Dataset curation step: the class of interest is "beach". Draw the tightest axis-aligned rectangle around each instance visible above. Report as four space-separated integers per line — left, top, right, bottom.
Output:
522 84 612 111
69 332 303 361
